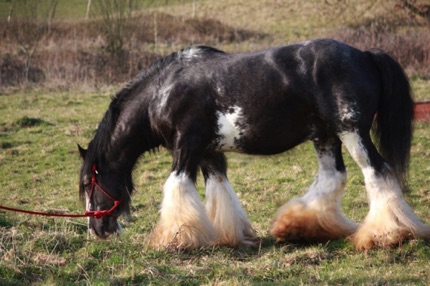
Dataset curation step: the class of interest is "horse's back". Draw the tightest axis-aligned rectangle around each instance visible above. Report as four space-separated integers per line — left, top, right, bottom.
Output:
151 39 382 154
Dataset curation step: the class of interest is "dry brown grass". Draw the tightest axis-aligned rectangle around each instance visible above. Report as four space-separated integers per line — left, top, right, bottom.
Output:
330 25 430 78
0 12 261 92
1 0 429 92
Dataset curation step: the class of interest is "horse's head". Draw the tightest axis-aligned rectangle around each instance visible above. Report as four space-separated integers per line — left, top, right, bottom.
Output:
78 145 131 238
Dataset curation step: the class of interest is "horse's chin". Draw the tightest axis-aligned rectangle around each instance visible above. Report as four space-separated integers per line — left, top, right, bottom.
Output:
89 219 123 239
89 228 111 239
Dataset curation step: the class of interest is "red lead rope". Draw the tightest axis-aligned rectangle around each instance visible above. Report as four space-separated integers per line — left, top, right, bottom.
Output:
0 205 91 218
0 165 121 219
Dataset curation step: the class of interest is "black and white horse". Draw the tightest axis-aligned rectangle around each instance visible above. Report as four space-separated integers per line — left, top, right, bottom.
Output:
78 39 430 250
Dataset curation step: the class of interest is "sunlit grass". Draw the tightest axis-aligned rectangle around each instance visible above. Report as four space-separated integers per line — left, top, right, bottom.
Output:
0 88 429 284
411 76 430 102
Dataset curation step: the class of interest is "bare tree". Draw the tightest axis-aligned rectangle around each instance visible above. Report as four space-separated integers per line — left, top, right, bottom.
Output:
317 0 379 25
92 0 137 55
7 0 58 82
86 0 93 20
397 0 430 24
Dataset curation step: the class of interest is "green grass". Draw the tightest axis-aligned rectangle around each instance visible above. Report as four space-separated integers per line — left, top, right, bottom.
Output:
0 88 429 285
1 0 430 284
0 0 194 20
411 76 430 102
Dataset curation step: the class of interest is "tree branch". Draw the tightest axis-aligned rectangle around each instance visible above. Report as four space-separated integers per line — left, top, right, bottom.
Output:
399 0 430 18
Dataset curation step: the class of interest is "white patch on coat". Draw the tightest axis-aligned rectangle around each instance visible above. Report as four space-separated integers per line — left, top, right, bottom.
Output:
338 131 370 168
301 148 351 223
339 131 403 207
215 106 245 151
337 102 359 122
179 47 203 60
304 151 347 200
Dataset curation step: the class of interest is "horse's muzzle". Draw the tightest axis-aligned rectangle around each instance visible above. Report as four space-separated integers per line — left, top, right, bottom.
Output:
88 216 122 239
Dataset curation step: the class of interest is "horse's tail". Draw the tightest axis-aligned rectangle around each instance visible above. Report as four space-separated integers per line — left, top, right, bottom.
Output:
366 49 414 189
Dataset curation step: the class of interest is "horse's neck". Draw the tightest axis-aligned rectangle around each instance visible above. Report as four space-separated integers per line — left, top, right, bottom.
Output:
108 102 155 168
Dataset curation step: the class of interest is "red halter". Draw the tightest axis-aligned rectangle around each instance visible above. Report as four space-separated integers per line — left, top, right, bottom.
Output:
84 165 122 219
0 165 121 219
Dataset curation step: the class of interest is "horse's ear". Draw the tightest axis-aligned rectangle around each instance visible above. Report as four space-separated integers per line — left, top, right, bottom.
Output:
78 144 87 159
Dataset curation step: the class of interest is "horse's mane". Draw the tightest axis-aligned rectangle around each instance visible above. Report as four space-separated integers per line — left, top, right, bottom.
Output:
87 46 225 165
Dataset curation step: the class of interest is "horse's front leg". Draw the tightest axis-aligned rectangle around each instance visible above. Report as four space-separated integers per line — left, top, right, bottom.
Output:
149 171 216 250
201 152 257 247
149 131 217 250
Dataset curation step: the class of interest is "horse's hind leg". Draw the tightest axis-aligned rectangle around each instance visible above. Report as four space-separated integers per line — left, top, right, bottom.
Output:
271 136 357 243
200 152 257 247
339 131 430 250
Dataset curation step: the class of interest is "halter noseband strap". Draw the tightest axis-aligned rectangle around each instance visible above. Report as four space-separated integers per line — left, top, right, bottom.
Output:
85 165 122 219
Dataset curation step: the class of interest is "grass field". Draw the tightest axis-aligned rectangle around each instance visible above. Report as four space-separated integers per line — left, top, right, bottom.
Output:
0 0 193 19
1 0 430 285
0 88 429 285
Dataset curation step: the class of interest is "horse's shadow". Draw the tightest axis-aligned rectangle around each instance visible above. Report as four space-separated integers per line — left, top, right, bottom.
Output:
155 235 352 262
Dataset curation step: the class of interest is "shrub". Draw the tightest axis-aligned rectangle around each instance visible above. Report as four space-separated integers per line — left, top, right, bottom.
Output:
330 25 430 78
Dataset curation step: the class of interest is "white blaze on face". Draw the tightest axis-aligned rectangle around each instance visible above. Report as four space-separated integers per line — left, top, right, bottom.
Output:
216 106 245 151
85 192 91 211
85 192 92 230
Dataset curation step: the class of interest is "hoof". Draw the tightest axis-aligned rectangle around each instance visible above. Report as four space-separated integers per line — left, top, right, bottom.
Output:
350 196 430 251
149 222 215 251
349 224 413 251
271 198 357 243
215 226 259 248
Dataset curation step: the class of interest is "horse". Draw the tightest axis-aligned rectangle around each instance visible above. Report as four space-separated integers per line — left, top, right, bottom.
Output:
78 38 430 251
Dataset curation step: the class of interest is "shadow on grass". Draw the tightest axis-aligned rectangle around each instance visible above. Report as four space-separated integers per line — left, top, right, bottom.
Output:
146 234 354 264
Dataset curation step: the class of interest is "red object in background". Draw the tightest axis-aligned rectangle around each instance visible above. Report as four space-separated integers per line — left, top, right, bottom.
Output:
415 101 430 121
